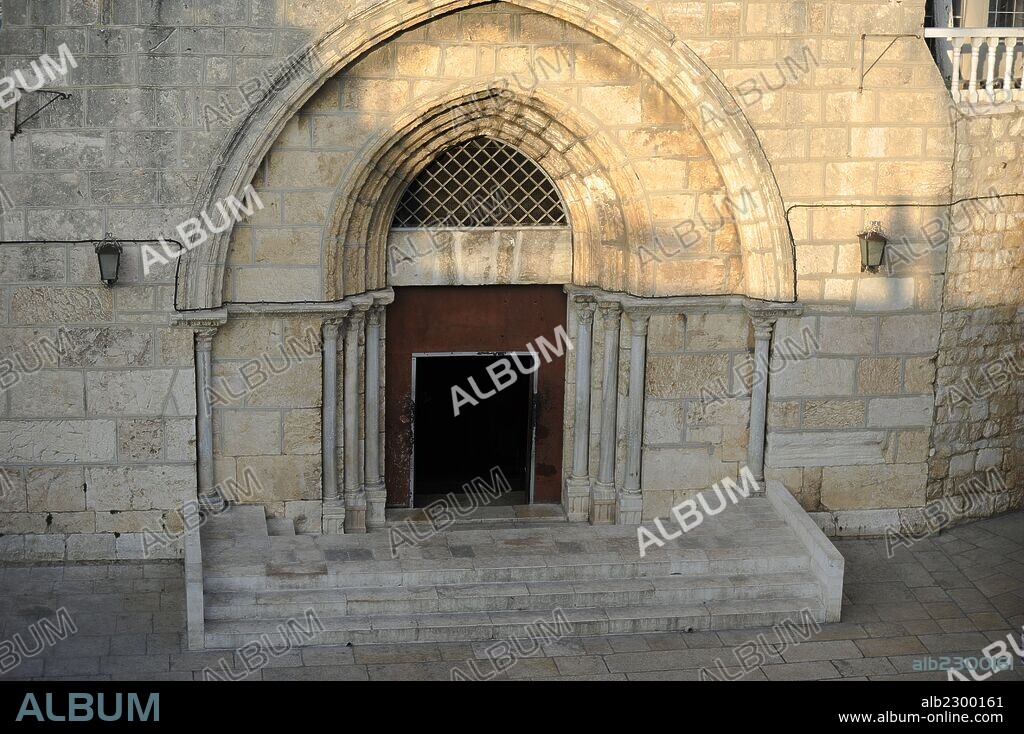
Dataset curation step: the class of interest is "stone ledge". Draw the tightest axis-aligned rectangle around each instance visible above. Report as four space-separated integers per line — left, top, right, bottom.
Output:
767 480 844 623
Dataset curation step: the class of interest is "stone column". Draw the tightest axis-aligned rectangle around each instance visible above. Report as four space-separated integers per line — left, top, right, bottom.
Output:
566 297 596 522
194 327 220 511
321 320 345 533
343 308 367 533
364 305 386 530
591 302 621 525
747 312 779 489
618 309 650 525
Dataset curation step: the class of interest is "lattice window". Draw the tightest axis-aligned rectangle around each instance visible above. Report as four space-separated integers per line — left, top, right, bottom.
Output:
392 137 568 228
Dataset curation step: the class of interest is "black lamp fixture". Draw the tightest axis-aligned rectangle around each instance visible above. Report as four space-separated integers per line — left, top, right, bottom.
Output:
95 234 122 286
858 220 887 273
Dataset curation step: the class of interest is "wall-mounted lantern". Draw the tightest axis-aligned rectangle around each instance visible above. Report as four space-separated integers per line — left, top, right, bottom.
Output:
858 220 887 273
95 234 122 286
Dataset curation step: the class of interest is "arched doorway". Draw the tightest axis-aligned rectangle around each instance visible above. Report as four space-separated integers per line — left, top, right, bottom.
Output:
382 135 571 507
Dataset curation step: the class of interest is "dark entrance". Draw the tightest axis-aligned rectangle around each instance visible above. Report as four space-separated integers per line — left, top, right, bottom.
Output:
412 354 533 507
385 285 567 507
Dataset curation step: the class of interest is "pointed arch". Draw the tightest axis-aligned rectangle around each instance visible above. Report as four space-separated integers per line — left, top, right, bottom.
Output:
175 0 794 310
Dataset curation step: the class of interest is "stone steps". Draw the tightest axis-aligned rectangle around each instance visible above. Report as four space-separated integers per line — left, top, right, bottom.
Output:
197 499 839 649
204 596 826 646
203 571 821 619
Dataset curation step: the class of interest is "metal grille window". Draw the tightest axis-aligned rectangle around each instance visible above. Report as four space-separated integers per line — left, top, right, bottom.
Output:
989 0 1024 26
392 137 568 228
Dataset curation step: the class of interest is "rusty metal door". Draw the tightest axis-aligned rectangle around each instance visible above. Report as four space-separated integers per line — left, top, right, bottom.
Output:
385 286 567 507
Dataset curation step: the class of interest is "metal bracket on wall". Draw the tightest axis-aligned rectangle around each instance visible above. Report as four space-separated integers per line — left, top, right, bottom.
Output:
859 34 922 92
9 90 72 140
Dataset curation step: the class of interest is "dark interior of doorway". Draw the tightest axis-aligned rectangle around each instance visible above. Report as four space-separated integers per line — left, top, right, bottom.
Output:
413 354 532 508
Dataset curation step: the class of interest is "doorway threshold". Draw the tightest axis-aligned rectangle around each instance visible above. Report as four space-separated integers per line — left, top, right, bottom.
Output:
386 503 568 529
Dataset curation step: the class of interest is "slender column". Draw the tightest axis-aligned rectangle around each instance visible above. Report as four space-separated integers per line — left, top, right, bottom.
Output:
747 311 780 489
565 298 596 522
343 308 366 533
618 310 650 525
590 302 621 525
195 327 219 510
321 320 345 533
364 305 386 530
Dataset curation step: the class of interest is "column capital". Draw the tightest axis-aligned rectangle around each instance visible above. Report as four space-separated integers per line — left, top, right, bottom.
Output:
748 309 786 341
194 327 218 353
573 296 597 323
625 307 654 336
346 307 367 333
322 320 342 339
366 305 384 328
598 301 622 323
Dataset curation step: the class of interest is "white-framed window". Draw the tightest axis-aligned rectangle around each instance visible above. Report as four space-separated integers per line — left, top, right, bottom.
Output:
989 0 1024 26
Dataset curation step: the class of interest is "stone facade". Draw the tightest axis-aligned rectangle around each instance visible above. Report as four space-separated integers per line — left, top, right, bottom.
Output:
0 0 1021 559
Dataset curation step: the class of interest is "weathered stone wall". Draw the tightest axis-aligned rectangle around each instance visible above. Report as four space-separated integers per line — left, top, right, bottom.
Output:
0 241 192 560
927 112 1024 518
208 314 324 531
1 0 1017 556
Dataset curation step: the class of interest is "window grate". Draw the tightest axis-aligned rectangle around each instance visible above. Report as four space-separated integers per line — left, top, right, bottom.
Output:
392 137 568 228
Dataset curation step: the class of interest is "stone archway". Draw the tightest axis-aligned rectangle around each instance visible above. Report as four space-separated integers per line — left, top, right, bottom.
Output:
322 85 655 298
175 0 795 312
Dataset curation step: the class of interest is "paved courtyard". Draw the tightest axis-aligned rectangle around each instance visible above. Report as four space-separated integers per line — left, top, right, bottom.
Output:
1 511 1022 682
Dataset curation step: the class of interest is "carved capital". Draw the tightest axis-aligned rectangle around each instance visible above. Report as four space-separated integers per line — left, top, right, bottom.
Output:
748 309 786 341
366 305 383 328
194 327 218 353
574 297 596 325
598 301 622 329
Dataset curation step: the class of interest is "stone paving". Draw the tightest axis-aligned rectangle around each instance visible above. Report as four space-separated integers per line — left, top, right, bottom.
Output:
0 511 1021 681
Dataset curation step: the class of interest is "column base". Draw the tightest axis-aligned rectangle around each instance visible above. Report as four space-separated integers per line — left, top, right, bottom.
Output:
589 481 617 525
198 491 226 514
344 491 367 534
322 499 346 535
616 492 643 526
366 484 387 531
565 476 591 522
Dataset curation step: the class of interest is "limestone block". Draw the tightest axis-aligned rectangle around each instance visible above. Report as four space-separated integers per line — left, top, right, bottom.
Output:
867 396 934 427
234 268 321 302
234 455 321 501
879 314 940 353
903 356 936 393
802 399 865 428
214 317 284 360
86 369 177 415
646 353 730 398
117 418 164 462
27 467 86 512
246 361 322 408
85 465 195 511
855 277 915 312
857 357 901 395
0 245 66 283
821 463 927 510
62 327 155 367
0 420 116 462
95 509 164 534
10 287 113 324
767 430 886 467
684 312 749 351
771 357 855 397
819 316 875 354
0 468 28 512
283 409 321 455
66 533 116 561
643 400 684 445
10 370 85 417
647 313 686 351
46 511 96 534
221 410 282 456
642 449 712 491
285 500 322 534
897 430 930 463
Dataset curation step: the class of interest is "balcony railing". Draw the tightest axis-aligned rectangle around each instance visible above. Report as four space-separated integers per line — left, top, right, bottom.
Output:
925 28 1024 105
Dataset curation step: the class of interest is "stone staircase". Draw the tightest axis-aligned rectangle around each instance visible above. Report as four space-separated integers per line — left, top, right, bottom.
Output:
194 492 844 649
